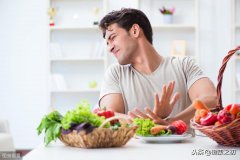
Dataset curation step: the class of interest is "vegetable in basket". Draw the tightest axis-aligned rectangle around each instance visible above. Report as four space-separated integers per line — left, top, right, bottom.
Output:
37 100 110 146
93 106 119 125
224 104 240 118
193 100 240 126
61 100 107 130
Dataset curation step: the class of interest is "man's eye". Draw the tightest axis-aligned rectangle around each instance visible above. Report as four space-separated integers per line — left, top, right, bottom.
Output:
112 36 116 40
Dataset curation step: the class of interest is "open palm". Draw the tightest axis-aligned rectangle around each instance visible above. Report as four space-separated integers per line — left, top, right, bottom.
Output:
153 81 180 119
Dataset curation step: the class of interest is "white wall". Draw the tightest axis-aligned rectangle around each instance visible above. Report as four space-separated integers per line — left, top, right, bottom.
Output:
198 0 233 105
0 0 48 148
0 0 234 148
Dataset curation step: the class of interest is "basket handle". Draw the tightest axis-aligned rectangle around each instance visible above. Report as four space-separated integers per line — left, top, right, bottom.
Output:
99 116 131 128
215 46 240 111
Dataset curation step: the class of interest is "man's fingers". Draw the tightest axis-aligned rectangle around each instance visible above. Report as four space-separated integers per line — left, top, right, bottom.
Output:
165 81 172 99
134 108 150 119
154 93 159 113
166 81 175 99
128 111 139 119
160 85 167 103
170 92 180 108
145 107 159 120
145 107 168 125
154 93 159 106
153 119 168 125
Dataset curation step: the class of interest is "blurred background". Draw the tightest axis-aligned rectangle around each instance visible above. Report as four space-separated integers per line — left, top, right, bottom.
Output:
0 0 239 152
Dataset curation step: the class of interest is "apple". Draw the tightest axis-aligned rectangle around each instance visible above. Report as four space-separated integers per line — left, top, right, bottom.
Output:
88 80 97 88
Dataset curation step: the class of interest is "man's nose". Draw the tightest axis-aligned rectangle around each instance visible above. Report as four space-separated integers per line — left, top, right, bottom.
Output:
108 43 114 53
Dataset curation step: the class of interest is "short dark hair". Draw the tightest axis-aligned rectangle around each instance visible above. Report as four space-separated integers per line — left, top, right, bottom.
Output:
99 8 153 44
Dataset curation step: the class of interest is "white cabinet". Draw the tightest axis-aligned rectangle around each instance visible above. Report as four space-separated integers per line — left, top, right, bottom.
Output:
232 0 240 103
47 0 199 113
48 0 107 113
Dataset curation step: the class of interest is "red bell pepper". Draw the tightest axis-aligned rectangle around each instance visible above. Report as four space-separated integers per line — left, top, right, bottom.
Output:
224 104 240 117
217 110 235 124
200 112 217 126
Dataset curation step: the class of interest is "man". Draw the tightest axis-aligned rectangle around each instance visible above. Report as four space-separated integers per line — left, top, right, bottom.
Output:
98 8 217 126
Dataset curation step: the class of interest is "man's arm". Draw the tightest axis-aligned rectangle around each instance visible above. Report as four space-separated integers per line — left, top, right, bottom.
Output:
100 93 125 113
99 93 130 119
168 78 217 125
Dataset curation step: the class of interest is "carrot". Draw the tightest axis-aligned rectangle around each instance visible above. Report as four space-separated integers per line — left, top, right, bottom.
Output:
194 115 201 124
195 109 209 117
194 108 209 124
150 125 167 135
193 100 209 111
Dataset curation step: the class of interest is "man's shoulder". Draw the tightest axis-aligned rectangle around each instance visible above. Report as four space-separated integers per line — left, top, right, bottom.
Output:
106 63 132 75
165 56 195 66
108 63 131 70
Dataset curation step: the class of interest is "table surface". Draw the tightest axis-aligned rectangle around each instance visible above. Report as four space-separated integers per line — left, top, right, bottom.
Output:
23 135 240 160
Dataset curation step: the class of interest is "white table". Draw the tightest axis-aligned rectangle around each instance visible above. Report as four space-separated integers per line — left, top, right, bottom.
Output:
23 136 240 160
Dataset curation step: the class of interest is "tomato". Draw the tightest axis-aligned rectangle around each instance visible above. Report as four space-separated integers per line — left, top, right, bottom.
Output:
171 120 187 135
93 107 118 125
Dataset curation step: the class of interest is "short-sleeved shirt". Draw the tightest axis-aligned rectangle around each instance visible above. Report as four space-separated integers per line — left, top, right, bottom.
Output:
99 56 207 118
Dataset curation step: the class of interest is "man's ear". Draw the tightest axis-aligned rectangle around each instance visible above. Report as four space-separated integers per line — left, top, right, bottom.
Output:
130 24 140 38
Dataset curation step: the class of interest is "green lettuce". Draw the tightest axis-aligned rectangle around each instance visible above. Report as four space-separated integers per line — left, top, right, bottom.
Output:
61 100 108 130
37 100 110 146
133 118 155 136
37 111 63 146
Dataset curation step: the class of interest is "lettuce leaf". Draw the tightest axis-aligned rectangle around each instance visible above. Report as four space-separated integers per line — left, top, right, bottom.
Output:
133 118 155 136
37 100 109 146
61 100 108 130
37 111 63 146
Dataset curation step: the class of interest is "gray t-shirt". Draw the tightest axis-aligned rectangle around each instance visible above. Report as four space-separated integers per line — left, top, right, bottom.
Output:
99 56 207 118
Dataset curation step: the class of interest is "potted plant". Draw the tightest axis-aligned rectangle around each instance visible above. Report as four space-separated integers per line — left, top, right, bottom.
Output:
159 7 175 24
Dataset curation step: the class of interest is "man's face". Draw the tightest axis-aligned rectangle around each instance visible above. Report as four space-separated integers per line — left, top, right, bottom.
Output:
105 23 137 65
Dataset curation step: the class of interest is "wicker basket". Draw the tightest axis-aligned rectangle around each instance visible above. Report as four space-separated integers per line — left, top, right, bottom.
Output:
191 46 240 147
59 116 138 148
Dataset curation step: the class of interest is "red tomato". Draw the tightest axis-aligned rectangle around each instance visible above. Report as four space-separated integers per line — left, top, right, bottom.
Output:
171 120 187 135
104 110 115 118
94 108 117 125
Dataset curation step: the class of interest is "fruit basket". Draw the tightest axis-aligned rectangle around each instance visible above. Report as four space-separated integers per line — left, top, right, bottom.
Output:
59 116 138 148
37 101 137 148
190 46 240 147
